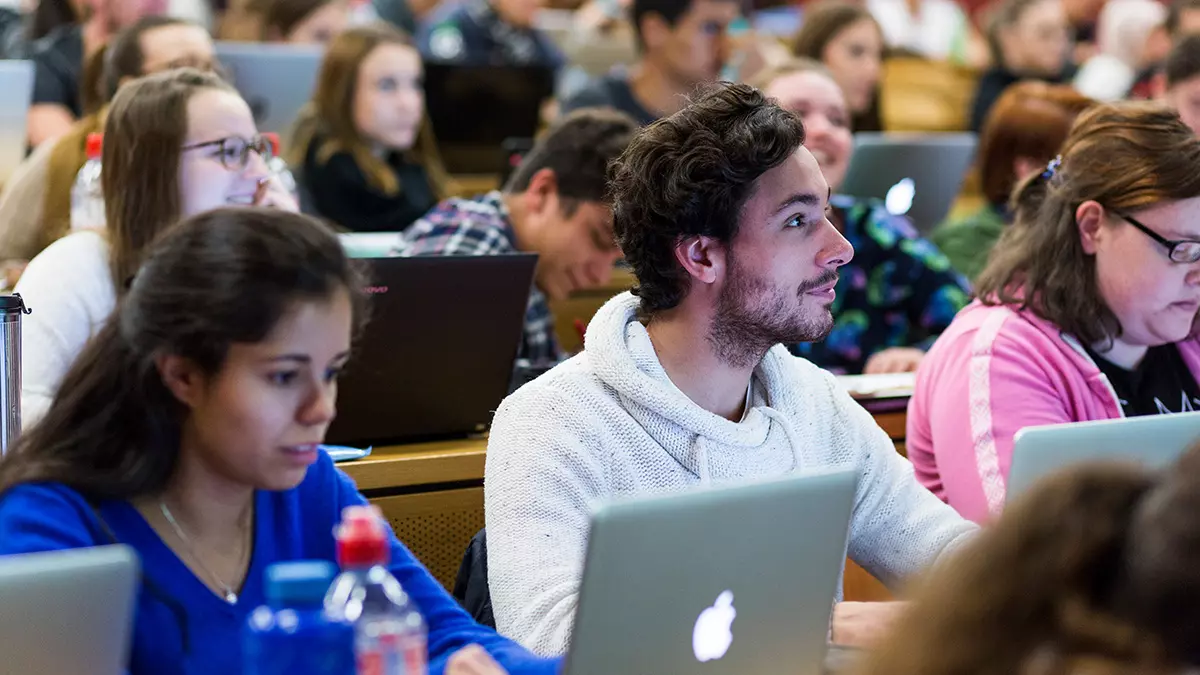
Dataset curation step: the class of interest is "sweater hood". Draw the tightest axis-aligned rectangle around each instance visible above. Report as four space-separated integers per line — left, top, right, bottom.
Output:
584 292 804 482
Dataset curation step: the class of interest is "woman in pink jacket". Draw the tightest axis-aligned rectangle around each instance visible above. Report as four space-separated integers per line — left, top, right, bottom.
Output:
907 101 1200 523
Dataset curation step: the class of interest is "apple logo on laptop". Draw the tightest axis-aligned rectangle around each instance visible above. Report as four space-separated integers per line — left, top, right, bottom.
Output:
692 590 736 663
885 177 915 216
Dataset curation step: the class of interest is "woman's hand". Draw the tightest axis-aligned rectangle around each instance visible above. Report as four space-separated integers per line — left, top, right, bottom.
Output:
863 347 925 374
446 644 509 675
253 175 299 212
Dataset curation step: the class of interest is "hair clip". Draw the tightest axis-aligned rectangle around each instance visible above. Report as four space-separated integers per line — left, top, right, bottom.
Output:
1041 155 1062 181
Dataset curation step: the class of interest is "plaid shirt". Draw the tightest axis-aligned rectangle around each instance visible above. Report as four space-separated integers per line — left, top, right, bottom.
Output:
397 191 562 365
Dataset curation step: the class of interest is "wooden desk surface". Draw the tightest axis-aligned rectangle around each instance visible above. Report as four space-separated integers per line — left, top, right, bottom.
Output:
341 402 907 491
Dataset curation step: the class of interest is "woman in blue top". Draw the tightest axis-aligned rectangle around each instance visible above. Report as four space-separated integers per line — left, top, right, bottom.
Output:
0 207 558 675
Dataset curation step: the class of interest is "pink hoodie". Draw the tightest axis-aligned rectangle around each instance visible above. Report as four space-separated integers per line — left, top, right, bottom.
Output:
906 300 1200 523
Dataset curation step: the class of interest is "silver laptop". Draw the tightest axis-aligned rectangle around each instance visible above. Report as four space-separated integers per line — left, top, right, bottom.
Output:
214 42 323 135
0 59 32 184
840 133 977 234
564 468 857 675
1007 412 1200 502
0 545 140 675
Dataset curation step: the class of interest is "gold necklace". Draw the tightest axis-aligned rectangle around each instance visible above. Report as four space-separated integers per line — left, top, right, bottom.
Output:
159 500 248 604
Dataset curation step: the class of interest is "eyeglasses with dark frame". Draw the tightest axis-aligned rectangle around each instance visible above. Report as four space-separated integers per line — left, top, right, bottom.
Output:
181 134 273 171
1115 211 1200 264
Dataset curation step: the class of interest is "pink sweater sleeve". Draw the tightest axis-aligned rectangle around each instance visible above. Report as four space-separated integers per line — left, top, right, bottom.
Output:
913 310 1078 521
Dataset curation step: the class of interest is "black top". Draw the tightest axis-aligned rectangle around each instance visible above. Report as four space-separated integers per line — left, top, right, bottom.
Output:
1087 343 1200 416
300 135 438 233
419 0 564 69
28 24 83 117
969 65 1076 132
559 71 658 126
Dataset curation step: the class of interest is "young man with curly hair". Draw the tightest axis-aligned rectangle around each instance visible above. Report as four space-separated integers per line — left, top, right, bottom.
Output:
483 82 977 657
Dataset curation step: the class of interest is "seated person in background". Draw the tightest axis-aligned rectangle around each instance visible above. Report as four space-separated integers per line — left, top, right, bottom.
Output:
854 445 1200 675
933 81 1094 282
755 59 970 375
400 108 635 366
1072 0 1165 101
0 16 216 267
1162 34 1200 134
484 83 977 657
792 2 884 133
26 0 168 147
0 207 559 675
252 0 350 44
908 102 1200 524
1129 0 1200 99
289 24 450 232
558 0 739 126
16 68 293 427
970 0 1072 132
418 0 563 69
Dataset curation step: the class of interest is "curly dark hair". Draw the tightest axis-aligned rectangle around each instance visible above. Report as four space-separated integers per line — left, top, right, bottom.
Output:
608 82 807 318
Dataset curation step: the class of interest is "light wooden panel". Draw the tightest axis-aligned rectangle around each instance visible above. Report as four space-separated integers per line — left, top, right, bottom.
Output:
372 487 485 591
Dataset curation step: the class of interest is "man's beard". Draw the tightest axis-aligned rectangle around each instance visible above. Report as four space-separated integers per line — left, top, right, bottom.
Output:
708 255 836 369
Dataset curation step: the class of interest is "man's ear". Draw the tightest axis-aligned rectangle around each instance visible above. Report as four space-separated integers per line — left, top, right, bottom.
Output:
672 235 725 286
154 353 205 409
1076 200 1107 255
523 167 558 217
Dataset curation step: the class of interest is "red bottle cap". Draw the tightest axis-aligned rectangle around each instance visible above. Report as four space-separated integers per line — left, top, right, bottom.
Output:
335 505 390 568
85 133 103 160
263 132 281 158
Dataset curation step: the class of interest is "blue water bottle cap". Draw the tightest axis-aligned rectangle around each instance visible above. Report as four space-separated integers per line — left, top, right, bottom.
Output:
265 560 337 606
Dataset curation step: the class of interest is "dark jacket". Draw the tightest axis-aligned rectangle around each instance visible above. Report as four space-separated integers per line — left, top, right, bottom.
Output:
300 133 438 233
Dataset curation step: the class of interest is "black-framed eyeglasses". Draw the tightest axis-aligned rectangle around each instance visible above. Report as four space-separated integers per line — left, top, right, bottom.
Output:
1116 211 1200 264
181 134 272 171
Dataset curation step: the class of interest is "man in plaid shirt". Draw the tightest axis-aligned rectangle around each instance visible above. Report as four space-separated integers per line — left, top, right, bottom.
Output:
399 108 637 365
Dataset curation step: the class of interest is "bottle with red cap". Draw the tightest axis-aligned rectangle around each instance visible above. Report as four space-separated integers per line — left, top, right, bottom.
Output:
325 505 428 675
70 133 105 232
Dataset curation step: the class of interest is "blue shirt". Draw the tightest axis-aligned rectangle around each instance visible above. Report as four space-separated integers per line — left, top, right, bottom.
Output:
0 451 560 675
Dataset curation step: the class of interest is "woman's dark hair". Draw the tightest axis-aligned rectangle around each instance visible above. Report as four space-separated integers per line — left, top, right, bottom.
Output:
852 444 1200 675
609 82 805 319
0 208 368 501
975 101 1200 346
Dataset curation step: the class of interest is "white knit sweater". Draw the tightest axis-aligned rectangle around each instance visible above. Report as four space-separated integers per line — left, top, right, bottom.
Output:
484 292 978 657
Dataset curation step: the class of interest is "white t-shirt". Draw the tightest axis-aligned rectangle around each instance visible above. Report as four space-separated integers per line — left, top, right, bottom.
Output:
868 0 968 62
13 230 115 426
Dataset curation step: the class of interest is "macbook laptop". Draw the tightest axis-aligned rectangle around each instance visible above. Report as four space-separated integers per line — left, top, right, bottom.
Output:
324 254 537 446
840 133 977 234
214 42 323 135
1007 412 1200 502
0 59 32 182
564 468 858 675
0 545 140 675
423 63 555 174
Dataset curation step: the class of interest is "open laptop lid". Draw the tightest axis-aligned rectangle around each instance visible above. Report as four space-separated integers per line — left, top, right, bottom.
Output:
324 254 537 446
0 60 32 185
840 132 977 234
422 63 555 174
1008 412 1200 503
213 42 322 135
0 545 139 675
565 468 857 675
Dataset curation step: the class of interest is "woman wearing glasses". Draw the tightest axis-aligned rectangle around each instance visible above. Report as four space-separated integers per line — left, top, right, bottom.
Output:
15 67 292 427
906 101 1200 523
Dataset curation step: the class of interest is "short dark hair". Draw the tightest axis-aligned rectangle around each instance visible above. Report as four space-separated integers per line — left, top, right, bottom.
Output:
609 82 806 318
1166 34 1200 87
101 15 194 104
1165 0 1200 36
504 107 637 213
631 0 698 48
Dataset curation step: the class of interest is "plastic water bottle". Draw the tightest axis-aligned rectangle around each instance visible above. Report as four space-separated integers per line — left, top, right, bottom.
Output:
348 0 379 26
70 133 104 232
244 560 356 675
326 505 428 675
263 132 298 200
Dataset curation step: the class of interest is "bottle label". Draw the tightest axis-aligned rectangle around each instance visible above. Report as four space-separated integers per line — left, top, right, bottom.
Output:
357 632 427 675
